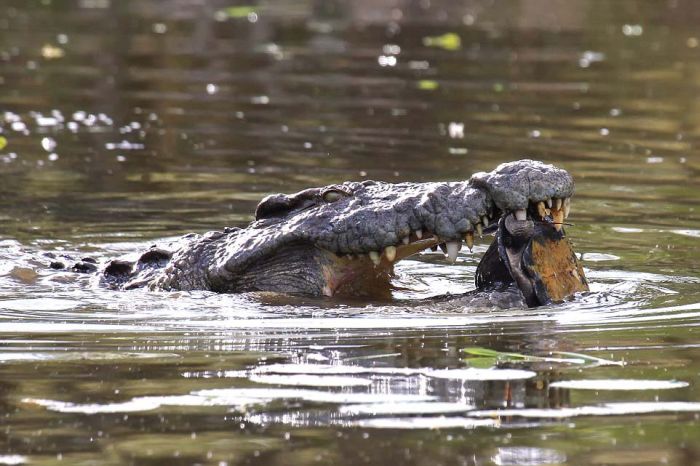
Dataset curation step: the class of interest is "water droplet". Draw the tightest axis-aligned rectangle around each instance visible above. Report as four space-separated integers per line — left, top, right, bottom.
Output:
36 116 58 126
382 44 401 55
447 122 464 139
152 23 167 34
11 121 25 132
378 55 397 67
622 24 643 36
41 44 65 59
41 137 56 152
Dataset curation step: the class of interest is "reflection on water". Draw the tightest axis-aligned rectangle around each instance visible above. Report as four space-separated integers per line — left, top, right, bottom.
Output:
2 0 700 465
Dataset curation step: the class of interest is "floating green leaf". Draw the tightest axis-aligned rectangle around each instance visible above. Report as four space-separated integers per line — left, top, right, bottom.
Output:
0 136 7 151
461 347 534 361
216 6 257 19
465 357 498 369
417 80 439 91
422 33 462 51
461 347 535 368
460 347 623 368
552 351 625 367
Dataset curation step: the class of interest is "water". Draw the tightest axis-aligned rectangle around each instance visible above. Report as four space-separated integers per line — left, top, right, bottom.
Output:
2 1 700 464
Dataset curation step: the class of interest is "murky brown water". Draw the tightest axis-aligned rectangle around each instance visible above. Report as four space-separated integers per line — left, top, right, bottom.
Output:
2 1 700 465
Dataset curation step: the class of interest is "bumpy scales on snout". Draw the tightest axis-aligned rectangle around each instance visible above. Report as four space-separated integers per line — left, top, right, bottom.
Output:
100 159 587 306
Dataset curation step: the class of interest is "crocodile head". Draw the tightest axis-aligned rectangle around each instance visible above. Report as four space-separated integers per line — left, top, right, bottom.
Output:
143 159 587 306
475 213 588 307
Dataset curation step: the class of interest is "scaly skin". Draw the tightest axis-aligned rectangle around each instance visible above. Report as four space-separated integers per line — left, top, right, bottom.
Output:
100 160 578 301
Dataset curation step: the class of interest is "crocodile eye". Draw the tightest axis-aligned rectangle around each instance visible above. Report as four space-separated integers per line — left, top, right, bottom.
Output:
322 190 345 203
321 187 350 203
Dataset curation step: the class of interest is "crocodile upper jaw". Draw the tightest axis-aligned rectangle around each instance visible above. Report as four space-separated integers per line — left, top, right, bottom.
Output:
318 212 588 306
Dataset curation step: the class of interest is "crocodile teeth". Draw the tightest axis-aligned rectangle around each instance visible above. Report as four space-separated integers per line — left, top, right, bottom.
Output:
402 236 410 245
554 198 562 210
552 209 564 231
446 241 461 263
515 209 527 221
546 198 552 209
563 197 571 219
481 215 489 226
384 246 397 262
369 251 381 265
415 229 423 239
475 222 483 236
464 232 474 251
536 201 547 219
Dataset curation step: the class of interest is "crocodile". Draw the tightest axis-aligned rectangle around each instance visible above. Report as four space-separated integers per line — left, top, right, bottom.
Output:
87 159 588 307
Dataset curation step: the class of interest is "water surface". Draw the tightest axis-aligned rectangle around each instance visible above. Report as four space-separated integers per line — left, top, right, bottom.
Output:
2 1 700 465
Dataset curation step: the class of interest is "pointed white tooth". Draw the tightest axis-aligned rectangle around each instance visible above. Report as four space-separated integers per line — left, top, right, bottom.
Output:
464 232 474 251
552 210 564 232
475 222 483 236
481 215 489 226
515 209 527 221
446 241 461 263
546 198 552 209
384 246 397 262
415 229 423 239
369 251 380 265
402 236 410 245
554 198 562 210
536 201 547 219
563 197 571 219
